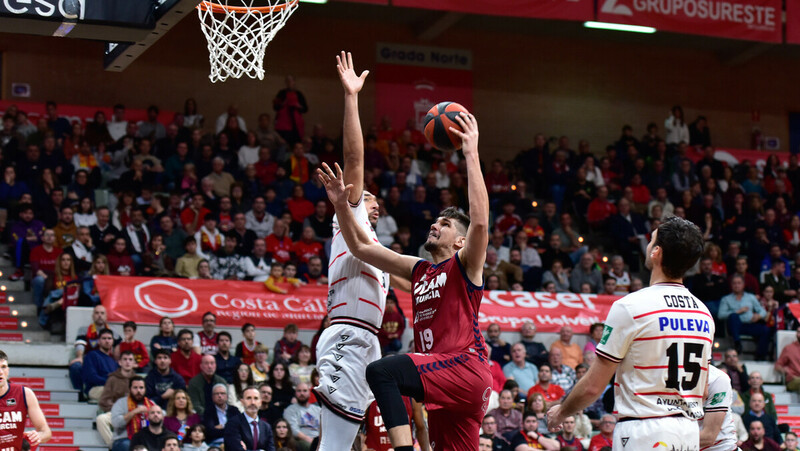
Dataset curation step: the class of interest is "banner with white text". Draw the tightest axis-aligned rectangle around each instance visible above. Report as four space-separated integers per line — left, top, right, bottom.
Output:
596 0 781 43
375 43 474 137
96 276 619 333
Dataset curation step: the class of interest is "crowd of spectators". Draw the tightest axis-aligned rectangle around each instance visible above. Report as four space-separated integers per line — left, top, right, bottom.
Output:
4 92 800 449
5 97 800 354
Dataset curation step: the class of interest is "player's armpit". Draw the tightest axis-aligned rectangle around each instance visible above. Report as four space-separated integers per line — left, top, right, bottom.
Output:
25 386 51 444
390 274 413 293
699 410 726 447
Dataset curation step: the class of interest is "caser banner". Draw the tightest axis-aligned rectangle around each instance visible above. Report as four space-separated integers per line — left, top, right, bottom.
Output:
95 275 619 333
596 0 781 43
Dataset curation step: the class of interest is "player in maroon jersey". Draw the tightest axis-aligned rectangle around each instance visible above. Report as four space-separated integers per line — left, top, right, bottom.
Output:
318 111 490 451
364 398 428 451
0 350 51 449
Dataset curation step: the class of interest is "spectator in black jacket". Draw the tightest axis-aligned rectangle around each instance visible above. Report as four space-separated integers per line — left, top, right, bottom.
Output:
741 392 782 445
203 383 239 447
609 198 648 272
145 349 186 410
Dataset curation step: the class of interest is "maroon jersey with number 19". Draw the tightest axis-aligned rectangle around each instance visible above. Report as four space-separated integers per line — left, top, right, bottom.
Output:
411 255 488 359
0 383 29 451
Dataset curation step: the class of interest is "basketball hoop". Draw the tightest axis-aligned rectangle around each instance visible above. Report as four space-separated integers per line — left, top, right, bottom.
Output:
197 0 299 83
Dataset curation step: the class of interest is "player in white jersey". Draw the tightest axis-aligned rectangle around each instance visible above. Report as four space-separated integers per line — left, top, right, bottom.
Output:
314 51 390 451
547 216 711 450
700 365 738 451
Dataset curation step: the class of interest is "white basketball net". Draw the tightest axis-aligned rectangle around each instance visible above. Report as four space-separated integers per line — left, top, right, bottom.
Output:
197 0 299 83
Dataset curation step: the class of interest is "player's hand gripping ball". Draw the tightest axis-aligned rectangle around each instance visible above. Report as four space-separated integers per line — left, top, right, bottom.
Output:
423 101 471 151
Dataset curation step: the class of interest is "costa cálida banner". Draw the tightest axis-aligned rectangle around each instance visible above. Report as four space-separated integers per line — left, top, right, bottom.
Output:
95 275 619 333
596 0 781 43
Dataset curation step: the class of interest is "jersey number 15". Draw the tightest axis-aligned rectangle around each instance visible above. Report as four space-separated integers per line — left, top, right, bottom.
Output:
665 342 705 391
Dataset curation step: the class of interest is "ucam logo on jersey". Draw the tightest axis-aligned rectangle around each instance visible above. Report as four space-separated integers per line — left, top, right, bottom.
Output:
597 0 781 42
414 273 447 304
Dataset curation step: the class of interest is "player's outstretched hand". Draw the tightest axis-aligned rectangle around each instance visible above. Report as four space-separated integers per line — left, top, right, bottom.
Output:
336 51 369 96
24 430 42 447
318 163 353 208
449 112 479 156
546 405 565 433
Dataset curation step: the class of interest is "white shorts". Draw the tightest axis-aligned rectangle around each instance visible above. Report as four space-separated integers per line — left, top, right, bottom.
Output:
314 323 382 423
614 416 699 450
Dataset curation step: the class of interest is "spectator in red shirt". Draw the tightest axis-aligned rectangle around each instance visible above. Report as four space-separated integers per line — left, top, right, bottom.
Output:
587 185 617 231
31 228 62 311
527 363 565 403
266 219 293 264
495 201 523 236
180 193 211 235
171 329 202 384
485 159 511 199
378 294 405 355
628 173 651 210
292 227 322 265
255 147 279 187
286 185 315 224
107 237 136 276
115 321 150 370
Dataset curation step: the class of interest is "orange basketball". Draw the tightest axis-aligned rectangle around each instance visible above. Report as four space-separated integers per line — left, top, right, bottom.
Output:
423 101 470 151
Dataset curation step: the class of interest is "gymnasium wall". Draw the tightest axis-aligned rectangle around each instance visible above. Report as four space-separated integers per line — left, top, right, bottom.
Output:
1 6 799 161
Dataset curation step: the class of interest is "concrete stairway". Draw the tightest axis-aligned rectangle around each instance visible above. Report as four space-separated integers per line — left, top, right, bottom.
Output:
13 367 106 450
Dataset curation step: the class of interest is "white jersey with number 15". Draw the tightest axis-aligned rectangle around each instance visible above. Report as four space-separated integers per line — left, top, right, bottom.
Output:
596 283 714 420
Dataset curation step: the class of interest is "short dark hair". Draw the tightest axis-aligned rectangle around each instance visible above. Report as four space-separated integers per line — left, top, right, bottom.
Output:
522 410 538 421
119 350 135 359
184 236 196 247
129 375 145 389
655 216 704 279
284 323 298 333
98 328 114 338
538 363 552 372
123 321 137 331
153 348 171 359
203 311 216 321
0 350 8 362
438 206 470 236
241 323 255 333
217 331 232 342
177 329 193 340
160 434 179 448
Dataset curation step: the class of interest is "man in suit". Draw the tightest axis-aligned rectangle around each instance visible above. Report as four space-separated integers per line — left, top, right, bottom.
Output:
225 386 275 451
203 383 240 446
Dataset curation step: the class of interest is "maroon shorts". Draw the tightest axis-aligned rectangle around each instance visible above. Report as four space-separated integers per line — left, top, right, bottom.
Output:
408 352 492 450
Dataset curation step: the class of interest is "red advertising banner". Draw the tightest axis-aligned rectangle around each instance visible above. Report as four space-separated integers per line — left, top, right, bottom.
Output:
596 0 781 43
375 43 473 137
684 146 791 169
96 276 619 333
392 0 593 21
788 0 800 43
0 100 175 127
